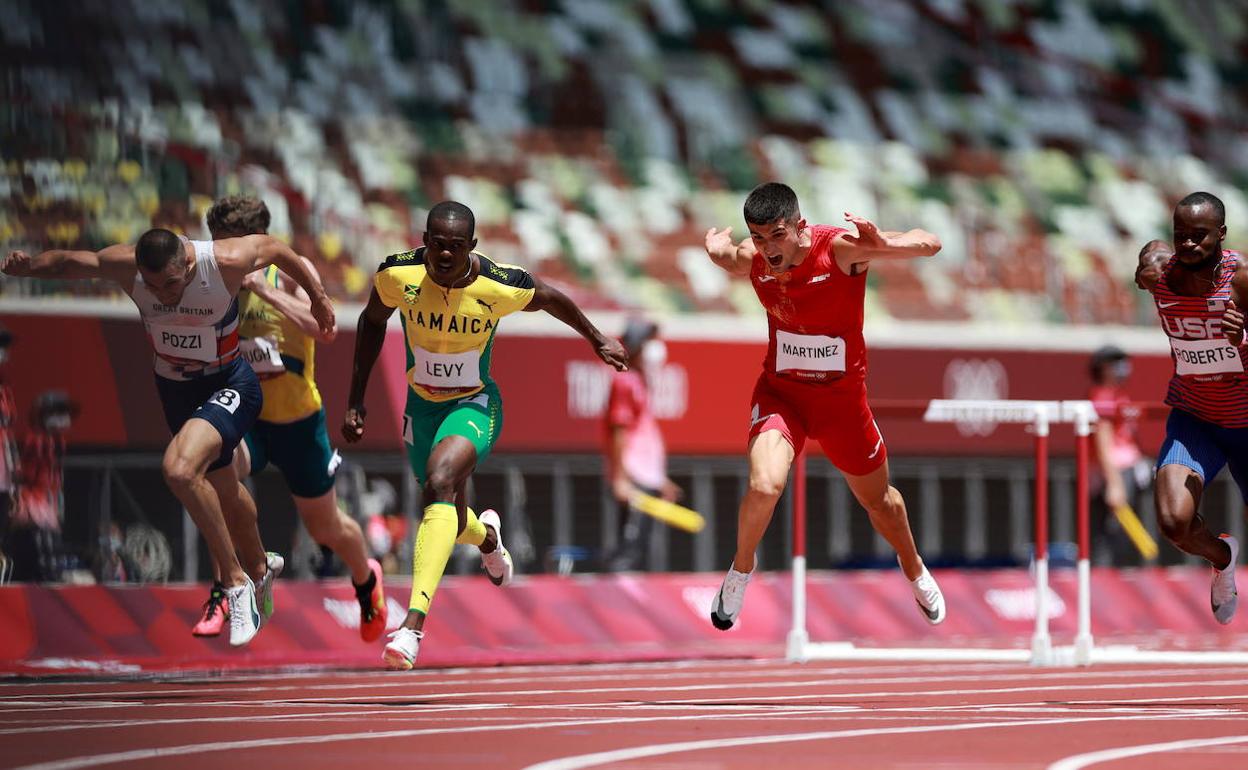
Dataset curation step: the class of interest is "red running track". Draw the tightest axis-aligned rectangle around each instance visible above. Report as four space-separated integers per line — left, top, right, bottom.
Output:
1 659 1247 769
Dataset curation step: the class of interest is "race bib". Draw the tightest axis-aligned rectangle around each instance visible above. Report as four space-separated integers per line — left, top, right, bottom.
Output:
149 323 216 363
239 337 285 375
411 347 481 389
1171 337 1245 377
775 330 845 373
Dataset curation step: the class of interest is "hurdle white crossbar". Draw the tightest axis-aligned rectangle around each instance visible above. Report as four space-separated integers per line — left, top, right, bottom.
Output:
788 399 1098 667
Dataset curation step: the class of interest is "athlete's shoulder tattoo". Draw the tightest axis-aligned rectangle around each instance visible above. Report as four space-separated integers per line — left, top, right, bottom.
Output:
476 254 535 290
377 247 426 273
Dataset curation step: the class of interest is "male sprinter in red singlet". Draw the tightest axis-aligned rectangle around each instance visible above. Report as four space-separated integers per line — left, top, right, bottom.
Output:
703 182 946 630
1138 192 1248 624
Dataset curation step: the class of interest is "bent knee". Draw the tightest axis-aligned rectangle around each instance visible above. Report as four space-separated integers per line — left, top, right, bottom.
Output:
747 476 786 501
423 468 461 501
162 455 200 489
1156 506 1191 542
862 486 903 516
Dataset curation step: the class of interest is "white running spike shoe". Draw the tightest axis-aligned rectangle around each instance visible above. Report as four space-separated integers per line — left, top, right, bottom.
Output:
227 574 262 647
382 627 423 671
710 568 751 630
1212 534 1239 625
258 552 284 623
478 509 514 586
905 560 946 625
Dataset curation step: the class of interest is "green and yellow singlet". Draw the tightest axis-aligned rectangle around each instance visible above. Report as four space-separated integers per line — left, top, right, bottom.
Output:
375 248 535 403
237 265 323 423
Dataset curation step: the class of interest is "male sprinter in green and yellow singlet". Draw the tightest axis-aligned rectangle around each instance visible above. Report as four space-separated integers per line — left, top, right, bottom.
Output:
345 200 627 669
191 196 387 642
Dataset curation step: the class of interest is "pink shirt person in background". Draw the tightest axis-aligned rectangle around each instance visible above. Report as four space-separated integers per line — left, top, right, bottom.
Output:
603 317 681 571
1088 345 1151 566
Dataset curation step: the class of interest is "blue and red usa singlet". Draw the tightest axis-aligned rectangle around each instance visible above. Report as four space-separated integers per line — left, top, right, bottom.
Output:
1152 250 1248 428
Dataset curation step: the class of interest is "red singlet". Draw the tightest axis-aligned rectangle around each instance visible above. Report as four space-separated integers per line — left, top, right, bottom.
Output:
747 225 885 475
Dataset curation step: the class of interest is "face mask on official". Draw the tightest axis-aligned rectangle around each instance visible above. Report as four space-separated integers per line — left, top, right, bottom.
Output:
641 339 667 369
44 413 71 431
1110 359 1131 381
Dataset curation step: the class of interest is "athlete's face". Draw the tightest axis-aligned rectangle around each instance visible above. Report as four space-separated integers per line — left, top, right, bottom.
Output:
747 217 808 274
1173 205 1225 268
140 248 193 306
423 217 477 286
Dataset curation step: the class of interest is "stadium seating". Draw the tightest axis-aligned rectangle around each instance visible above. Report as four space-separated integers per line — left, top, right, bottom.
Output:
4 0 1248 324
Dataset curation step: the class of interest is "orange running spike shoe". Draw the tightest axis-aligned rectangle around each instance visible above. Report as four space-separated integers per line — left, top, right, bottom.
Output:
358 558 388 642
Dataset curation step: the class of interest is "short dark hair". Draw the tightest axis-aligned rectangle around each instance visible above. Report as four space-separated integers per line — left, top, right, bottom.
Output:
206 195 271 238
135 228 183 272
1089 345 1128 383
744 182 800 225
1176 191 1225 224
621 317 658 357
427 200 475 236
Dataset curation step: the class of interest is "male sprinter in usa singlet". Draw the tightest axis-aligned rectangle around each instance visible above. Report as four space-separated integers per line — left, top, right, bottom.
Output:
1138 192 1248 624
702 182 946 632
175 195 385 642
344 201 627 669
4 229 334 646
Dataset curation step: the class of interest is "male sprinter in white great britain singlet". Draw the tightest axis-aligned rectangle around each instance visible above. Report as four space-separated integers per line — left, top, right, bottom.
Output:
4 230 334 645
1137 191 1248 625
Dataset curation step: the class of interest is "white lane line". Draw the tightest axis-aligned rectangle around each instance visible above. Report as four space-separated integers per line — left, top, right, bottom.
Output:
9 709 1204 770
0 663 1038 700
651 678 1248 706
5 676 1248 713
3 687 1242 740
1 662 1234 701
525 710 1243 770
1048 735 1248 769
518 713 1223 770
4 707 900 770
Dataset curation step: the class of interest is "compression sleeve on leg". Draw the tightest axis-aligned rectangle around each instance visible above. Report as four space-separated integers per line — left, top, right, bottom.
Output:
455 506 487 547
409 502 457 614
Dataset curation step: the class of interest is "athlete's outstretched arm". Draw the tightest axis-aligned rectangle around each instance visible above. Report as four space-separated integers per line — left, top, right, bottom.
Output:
249 259 338 342
704 227 755 276
343 288 395 443
1221 269 1248 346
3 244 137 284
524 277 628 370
219 235 336 337
834 214 941 265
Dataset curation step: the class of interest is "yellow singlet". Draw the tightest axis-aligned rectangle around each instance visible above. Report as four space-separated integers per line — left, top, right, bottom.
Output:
374 248 536 403
237 265 323 423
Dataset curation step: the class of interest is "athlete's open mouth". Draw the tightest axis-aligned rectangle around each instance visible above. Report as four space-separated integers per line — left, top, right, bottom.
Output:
766 254 783 269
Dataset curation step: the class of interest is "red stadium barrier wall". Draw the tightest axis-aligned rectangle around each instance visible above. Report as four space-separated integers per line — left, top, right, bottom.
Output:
1 568 1245 674
2 312 1174 456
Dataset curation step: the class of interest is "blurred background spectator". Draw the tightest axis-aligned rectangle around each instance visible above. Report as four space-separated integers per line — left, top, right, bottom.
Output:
8 391 76 582
1088 345 1151 566
603 316 682 571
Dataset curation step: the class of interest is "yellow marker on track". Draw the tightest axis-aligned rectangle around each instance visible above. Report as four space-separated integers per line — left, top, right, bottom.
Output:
1113 504 1159 561
631 493 706 533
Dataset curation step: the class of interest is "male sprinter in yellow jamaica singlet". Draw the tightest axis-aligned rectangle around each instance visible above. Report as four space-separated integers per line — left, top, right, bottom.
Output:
189 195 387 642
344 200 628 669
